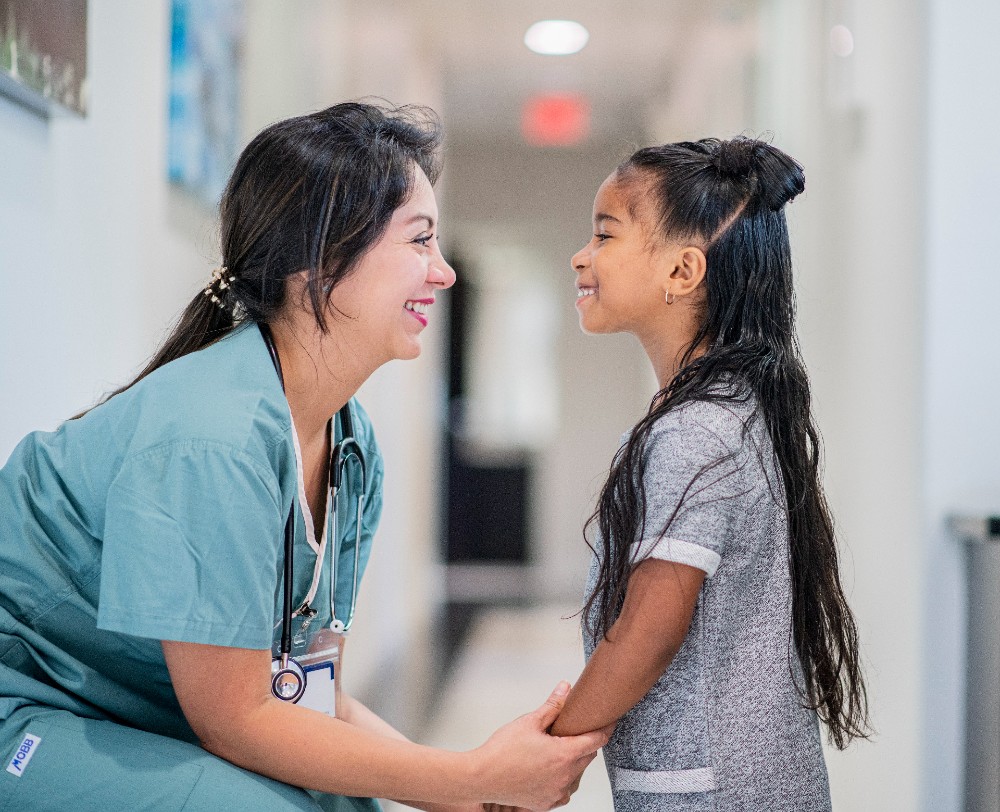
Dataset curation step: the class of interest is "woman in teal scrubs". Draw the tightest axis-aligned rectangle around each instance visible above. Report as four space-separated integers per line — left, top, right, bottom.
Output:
0 102 606 811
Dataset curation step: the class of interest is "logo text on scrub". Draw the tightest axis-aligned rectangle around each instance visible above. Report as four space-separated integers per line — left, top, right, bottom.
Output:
6 733 41 777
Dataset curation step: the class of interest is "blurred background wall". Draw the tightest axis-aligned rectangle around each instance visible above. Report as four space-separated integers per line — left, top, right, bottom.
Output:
1 0 998 809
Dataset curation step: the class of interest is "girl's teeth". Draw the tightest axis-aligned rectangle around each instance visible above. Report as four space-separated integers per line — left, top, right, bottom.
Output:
405 301 429 315
577 288 596 298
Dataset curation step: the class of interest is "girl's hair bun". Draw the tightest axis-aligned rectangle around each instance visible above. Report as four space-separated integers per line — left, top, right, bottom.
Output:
716 138 757 180
716 136 805 210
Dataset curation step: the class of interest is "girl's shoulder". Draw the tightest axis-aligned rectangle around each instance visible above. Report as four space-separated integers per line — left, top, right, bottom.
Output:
649 396 760 456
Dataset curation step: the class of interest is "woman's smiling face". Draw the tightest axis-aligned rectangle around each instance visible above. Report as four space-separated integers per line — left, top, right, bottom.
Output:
571 172 669 336
327 166 455 363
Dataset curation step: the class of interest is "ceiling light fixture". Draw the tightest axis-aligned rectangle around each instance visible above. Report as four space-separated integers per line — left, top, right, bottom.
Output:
524 20 589 56
830 24 854 57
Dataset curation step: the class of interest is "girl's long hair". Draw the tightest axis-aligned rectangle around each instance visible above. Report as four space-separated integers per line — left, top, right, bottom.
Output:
582 137 869 749
79 101 441 412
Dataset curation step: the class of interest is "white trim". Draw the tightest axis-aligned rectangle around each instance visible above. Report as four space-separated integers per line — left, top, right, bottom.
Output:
288 418 333 614
612 766 717 794
632 536 722 577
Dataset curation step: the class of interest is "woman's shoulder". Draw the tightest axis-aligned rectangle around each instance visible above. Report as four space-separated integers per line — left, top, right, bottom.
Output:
96 324 291 463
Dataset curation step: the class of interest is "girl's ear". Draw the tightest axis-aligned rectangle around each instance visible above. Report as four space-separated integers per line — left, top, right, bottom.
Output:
664 245 707 299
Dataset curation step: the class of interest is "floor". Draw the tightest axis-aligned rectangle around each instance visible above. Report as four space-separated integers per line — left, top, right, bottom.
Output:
383 603 613 811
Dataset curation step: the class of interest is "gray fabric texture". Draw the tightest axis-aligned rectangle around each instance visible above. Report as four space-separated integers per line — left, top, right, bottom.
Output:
582 398 831 812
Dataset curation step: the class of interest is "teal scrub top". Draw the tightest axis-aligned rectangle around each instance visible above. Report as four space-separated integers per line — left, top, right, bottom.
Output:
0 323 384 746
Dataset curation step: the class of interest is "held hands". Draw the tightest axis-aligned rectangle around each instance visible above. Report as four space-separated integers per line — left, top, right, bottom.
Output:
470 681 610 810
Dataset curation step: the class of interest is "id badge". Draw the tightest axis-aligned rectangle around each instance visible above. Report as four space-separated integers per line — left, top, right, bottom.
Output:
297 627 346 718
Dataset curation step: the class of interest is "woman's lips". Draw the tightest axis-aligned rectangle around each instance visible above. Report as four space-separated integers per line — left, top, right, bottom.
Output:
404 298 433 326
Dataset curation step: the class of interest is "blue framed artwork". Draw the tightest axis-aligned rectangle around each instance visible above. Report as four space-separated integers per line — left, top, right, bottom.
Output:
0 0 88 116
167 0 244 207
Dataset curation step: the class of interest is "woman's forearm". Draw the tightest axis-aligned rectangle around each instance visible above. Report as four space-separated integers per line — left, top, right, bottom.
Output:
163 641 605 809
163 642 479 802
212 699 480 803
338 694 481 812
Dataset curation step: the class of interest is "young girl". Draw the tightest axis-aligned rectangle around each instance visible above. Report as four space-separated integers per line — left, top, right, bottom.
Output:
549 138 868 810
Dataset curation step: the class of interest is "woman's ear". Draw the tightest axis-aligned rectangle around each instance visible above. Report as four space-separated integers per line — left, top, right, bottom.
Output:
665 245 707 299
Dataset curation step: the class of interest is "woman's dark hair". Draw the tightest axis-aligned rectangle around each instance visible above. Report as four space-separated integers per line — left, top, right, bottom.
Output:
582 136 869 749
87 100 442 407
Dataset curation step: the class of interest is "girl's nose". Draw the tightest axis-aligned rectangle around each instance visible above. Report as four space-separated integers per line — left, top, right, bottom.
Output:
571 245 589 273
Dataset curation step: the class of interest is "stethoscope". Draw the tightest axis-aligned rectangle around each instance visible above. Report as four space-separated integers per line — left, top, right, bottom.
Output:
259 323 366 703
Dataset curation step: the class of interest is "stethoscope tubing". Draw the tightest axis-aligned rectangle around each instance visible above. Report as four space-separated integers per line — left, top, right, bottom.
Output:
259 322 366 701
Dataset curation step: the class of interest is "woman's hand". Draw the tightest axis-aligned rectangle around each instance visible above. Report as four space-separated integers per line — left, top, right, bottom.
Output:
469 682 609 810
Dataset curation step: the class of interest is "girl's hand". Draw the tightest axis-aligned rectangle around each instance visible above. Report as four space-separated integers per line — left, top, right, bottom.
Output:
469 682 609 810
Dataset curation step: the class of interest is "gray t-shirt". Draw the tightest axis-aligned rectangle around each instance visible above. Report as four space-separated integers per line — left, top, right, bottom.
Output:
583 398 831 812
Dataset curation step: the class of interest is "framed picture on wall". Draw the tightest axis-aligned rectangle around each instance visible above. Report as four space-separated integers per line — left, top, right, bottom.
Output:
0 0 88 116
167 0 245 208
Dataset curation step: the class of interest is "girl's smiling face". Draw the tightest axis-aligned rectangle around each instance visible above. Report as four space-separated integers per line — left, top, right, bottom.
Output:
327 167 455 363
571 173 673 336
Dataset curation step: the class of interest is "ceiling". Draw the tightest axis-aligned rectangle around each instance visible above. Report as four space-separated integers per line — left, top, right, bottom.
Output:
389 0 762 144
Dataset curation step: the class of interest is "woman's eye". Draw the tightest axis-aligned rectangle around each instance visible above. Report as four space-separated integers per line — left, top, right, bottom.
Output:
413 234 434 246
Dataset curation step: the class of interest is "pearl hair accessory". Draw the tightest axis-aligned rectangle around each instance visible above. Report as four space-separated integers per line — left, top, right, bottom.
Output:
203 266 235 310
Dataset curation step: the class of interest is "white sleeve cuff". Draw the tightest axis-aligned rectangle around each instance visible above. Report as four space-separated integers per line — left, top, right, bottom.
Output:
632 536 722 577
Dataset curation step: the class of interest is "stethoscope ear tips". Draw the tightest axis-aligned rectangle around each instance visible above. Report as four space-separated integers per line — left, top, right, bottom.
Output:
271 660 306 703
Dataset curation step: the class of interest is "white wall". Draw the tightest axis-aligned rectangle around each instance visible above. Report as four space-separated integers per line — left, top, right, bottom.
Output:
755 1 927 808
922 0 1000 808
1 1 206 458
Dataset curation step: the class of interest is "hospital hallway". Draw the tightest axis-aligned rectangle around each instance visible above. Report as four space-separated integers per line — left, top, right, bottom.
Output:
2 1 998 809
381 603 613 811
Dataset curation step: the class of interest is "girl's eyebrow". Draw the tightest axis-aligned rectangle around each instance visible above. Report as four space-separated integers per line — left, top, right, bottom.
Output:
595 213 624 227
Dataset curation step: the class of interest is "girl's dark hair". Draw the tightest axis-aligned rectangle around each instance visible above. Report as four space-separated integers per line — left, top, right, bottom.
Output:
582 137 868 749
88 101 442 407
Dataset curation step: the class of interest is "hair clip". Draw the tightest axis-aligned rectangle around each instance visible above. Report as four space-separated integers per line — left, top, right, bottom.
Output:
204 266 235 310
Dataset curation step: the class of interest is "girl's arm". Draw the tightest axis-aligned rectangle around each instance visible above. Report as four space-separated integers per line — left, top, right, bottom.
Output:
162 642 606 810
549 558 705 737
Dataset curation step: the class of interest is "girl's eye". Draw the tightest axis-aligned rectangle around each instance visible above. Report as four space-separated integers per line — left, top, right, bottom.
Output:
594 233 609 242
413 234 434 246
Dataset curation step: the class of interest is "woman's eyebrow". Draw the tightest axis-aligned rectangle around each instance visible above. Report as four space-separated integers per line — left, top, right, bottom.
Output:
403 213 436 229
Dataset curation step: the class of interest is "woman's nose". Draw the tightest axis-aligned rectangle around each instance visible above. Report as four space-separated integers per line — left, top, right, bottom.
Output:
429 251 457 289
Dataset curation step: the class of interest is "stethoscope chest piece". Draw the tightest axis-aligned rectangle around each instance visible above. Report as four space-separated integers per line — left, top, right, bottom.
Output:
272 655 306 703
